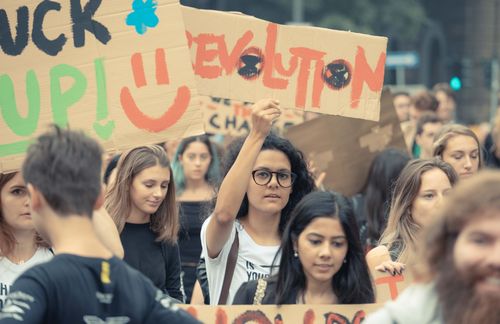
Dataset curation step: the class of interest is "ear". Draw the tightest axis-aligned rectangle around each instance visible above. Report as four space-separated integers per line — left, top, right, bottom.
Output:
292 238 298 252
27 183 43 211
93 185 105 210
415 134 423 146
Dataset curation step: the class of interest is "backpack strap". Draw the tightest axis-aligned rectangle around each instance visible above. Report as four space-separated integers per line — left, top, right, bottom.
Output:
218 231 239 305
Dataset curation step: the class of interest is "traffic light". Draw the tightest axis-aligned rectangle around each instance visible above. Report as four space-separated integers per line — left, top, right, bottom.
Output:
449 61 463 91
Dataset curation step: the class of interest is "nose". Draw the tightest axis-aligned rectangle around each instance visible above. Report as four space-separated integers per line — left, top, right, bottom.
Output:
194 157 202 166
319 242 332 259
485 241 500 270
435 193 445 208
153 186 163 198
267 173 279 188
464 156 472 170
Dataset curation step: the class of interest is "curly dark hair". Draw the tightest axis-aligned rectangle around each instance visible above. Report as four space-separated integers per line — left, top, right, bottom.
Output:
220 132 316 235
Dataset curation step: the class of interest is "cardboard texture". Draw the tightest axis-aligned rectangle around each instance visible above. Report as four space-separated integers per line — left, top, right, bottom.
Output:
180 304 384 323
285 89 407 196
182 6 387 122
372 269 414 303
200 96 304 136
0 0 204 173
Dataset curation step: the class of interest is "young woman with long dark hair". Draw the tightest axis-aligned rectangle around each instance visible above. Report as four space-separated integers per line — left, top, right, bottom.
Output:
233 191 374 304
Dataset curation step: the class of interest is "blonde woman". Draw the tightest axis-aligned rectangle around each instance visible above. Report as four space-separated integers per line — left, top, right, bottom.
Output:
433 124 483 179
105 145 183 302
366 159 458 275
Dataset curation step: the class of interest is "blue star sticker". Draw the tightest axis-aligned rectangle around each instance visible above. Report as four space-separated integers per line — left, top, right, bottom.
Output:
126 0 159 35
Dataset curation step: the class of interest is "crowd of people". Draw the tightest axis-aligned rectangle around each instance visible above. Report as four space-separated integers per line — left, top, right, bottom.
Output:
0 86 499 322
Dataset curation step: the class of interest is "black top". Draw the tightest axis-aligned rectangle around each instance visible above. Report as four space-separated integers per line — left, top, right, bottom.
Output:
233 278 299 305
178 201 208 264
0 254 200 323
121 222 183 301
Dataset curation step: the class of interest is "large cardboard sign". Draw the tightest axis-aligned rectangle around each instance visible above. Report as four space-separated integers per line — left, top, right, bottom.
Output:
285 89 407 196
0 0 204 172
201 96 304 136
180 304 383 323
183 6 387 121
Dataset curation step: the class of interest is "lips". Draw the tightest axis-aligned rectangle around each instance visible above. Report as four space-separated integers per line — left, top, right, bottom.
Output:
314 264 334 270
264 194 280 199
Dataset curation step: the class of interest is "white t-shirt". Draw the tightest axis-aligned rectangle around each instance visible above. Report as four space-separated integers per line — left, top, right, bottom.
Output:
200 216 280 305
0 247 53 308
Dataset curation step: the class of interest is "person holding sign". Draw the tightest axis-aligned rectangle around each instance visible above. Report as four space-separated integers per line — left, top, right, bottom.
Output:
366 171 500 324
366 159 458 275
105 145 184 302
0 127 198 323
201 99 316 305
233 191 374 305
171 135 221 303
433 124 483 179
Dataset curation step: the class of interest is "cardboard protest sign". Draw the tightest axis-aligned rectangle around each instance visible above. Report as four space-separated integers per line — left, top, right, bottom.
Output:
0 0 204 173
200 96 304 136
183 6 387 121
372 269 414 303
285 89 407 196
180 304 383 323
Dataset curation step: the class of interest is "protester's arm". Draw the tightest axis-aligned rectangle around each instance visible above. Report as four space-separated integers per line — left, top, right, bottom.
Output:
0 276 47 323
206 99 281 258
92 207 124 259
164 244 184 302
366 245 405 275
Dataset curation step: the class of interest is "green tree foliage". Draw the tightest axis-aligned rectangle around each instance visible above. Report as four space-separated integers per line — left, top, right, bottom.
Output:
182 0 428 46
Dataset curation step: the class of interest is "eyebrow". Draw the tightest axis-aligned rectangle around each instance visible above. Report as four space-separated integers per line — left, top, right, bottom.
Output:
254 167 291 172
306 233 346 239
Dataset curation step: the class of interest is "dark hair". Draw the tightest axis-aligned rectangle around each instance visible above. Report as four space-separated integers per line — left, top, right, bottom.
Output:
361 148 411 245
433 82 456 102
171 135 221 194
411 91 439 112
416 112 442 136
103 154 121 185
393 91 410 98
22 126 103 217
220 132 315 235
273 191 374 305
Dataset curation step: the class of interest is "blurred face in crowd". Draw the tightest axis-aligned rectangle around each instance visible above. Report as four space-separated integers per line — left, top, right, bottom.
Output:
442 135 479 178
393 94 411 122
453 213 500 298
416 122 443 159
1 173 33 232
411 168 452 227
295 216 348 287
435 90 456 123
179 141 212 182
129 164 170 218
247 149 292 216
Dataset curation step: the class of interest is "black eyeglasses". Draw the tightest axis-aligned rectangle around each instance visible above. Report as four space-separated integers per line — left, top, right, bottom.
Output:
251 169 297 188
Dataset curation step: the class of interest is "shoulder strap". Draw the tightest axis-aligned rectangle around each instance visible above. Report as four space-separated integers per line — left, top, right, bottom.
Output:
218 230 239 305
253 278 268 305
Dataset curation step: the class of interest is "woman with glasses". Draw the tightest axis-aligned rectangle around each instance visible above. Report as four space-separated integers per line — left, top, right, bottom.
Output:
201 99 316 305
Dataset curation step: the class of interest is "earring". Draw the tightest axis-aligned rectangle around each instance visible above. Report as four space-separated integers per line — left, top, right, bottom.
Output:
343 259 347 264
294 251 298 258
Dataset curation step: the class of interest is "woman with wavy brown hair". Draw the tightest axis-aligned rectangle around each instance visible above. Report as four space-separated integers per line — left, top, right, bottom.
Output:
366 159 458 275
105 145 184 302
0 172 52 308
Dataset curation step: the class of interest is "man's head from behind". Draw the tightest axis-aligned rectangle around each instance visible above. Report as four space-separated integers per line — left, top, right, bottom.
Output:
22 126 103 225
422 171 500 323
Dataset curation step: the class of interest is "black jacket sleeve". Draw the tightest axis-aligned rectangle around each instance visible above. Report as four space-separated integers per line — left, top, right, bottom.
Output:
163 243 184 302
232 280 258 305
